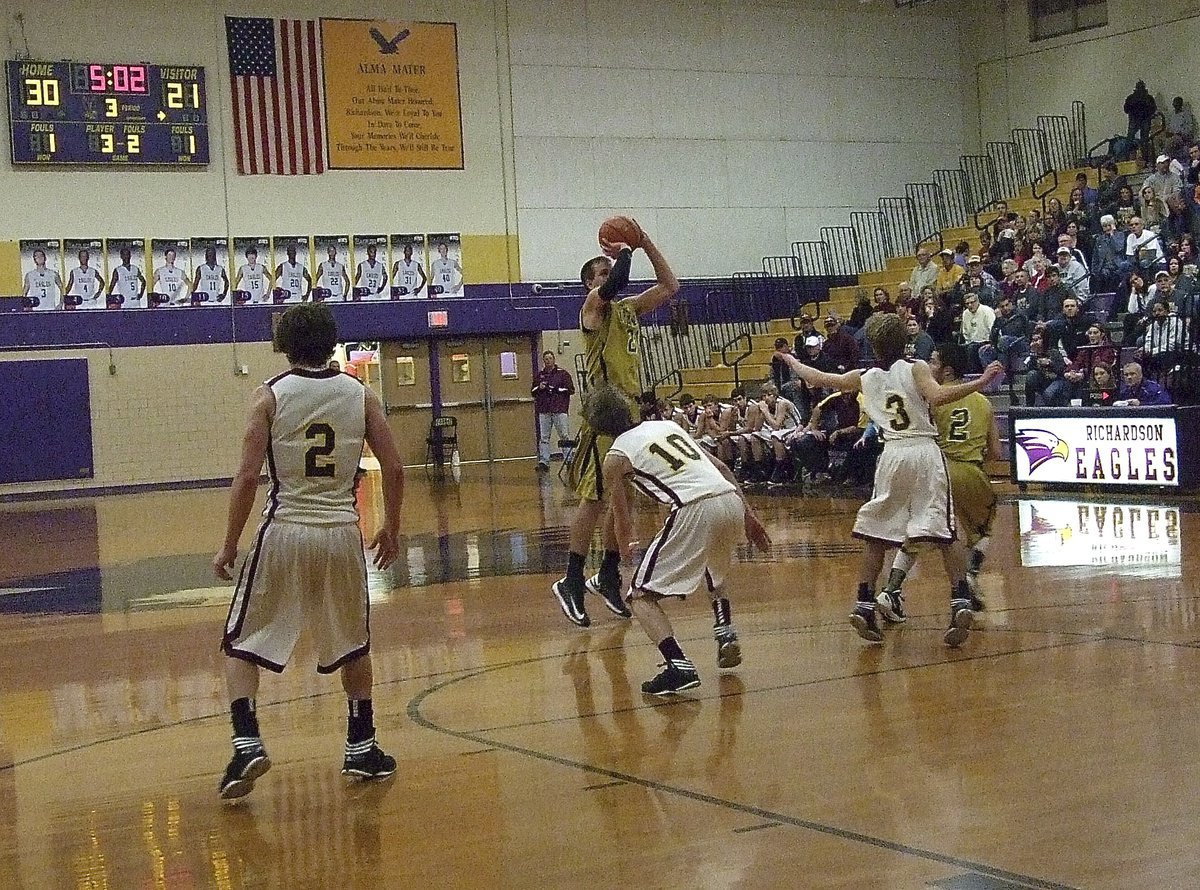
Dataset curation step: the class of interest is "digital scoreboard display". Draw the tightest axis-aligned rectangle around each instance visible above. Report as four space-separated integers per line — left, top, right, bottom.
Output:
7 60 209 165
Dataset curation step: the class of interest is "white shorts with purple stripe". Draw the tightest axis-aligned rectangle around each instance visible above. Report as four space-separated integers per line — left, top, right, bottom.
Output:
629 490 744 599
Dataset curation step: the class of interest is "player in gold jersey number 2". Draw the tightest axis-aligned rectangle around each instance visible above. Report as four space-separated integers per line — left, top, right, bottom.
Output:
552 223 680 628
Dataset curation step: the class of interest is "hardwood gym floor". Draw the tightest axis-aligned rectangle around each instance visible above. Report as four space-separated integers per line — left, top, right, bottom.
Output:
0 464 1195 889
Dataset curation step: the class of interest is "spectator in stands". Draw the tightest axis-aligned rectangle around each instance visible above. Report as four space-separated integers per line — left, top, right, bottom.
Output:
1115 185 1138 229
1145 155 1185 207
1123 272 1152 345
1124 81 1157 163
1075 171 1099 207
782 390 861 486
960 292 995 372
821 314 859 372
965 272 1000 309
1009 270 1038 317
965 255 996 287
1092 214 1129 292
1057 231 1089 273
903 315 935 361
1097 163 1127 215
1024 331 1069 406
1023 242 1048 279
1055 246 1091 300
1147 261 1180 302
981 294 1030 373
1066 324 1118 397
924 292 959 344
1064 220 1093 264
848 290 873 330
1186 143 1200 191
1066 189 1095 240
1126 217 1165 275
1167 97 1196 146
1045 197 1068 238
935 249 963 295
1088 363 1117 406
1031 266 1070 322
953 240 970 268
771 336 800 398
1046 295 1093 363
1026 209 1047 246
792 334 834 420
1117 361 1172 405
1178 234 1197 265
871 287 896 314
791 314 823 354
1139 299 1187 377
908 248 938 295
917 285 937 322
1139 185 1169 234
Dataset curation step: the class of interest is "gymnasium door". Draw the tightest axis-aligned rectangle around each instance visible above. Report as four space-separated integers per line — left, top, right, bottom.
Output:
437 337 535 462
379 340 433 467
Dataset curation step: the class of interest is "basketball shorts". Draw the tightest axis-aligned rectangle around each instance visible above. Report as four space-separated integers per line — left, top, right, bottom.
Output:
852 439 955 545
222 520 370 674
565 421 615 502
947 459 995 546
629 490 743 599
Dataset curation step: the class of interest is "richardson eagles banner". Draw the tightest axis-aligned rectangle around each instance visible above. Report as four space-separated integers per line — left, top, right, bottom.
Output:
1012 415 1180 486
321 18 464 170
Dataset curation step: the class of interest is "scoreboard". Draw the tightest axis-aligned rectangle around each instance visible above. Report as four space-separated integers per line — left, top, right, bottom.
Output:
7 60 209 165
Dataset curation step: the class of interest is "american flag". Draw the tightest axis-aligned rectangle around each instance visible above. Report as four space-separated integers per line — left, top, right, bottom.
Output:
226 17 326 175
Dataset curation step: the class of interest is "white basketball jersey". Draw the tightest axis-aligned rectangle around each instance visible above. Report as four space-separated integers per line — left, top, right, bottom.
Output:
396 259 421 290
198 263 226 300
320 260 346 296
860 359 937 442
281 261 305 300
432 257 456 291
72 266 102 306
265 369 367 526
157 265 186 301
25 268 60 309
114 265 143 306
240 263 267 301
608 420 736 507
358 260 386 295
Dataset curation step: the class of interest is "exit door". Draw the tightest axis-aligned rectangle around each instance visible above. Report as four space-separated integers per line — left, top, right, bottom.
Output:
379 340 433 467
438 336 536 462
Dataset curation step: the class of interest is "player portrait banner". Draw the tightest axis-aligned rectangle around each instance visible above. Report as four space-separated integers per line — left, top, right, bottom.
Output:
226 17 326 175
351 235 390 301
272 236 313 303
190 238 231 305
233 237 272 304
321 19 464 170
19 239 63 312
313 235 351 302
64 239 106 310
389 233 427 299
150 238 192 307
427 233 464 297
104 238 147 310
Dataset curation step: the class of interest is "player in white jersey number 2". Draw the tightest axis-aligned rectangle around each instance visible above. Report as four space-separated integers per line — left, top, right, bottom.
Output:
775 314 1002 648
588 385 771 696
212 303 405 800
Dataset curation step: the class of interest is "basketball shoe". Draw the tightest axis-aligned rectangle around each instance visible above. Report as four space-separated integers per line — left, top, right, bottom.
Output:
850 599 883 643
219 740 271 800
342 738 397 780
552 578 590 627
642 659 701 695
585 573 631 618
875 588 907 624
715 627 742 669
943 598 975 648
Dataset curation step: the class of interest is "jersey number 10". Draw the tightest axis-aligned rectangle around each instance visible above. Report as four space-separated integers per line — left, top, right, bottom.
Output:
647 432 702 471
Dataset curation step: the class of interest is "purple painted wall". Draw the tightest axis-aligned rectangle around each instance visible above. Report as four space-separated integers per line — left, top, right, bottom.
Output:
0 358 93 483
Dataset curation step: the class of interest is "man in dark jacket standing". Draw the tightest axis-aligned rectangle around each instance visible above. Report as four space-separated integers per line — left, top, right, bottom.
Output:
1124 81 1157 164
533 350 575 470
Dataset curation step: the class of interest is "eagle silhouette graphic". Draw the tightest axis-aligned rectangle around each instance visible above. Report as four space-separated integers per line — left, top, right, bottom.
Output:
1015 429 1070 472
369 27 411 54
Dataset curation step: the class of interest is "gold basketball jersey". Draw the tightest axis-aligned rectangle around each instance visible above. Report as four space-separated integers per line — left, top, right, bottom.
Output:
583 298 641 399
934 391 993 463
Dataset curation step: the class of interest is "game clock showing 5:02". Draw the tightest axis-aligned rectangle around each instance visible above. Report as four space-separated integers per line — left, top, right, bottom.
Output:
7 60 209 165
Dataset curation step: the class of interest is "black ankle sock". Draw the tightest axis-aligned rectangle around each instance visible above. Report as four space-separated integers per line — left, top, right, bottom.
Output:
712 597 732 628
658 636 686 662
969 549 985 573
599 549 621 582
856 582 874 603
953 579 971 601
231 697 260 738
566 551 586 586
885 568 907 591
348 699 375 744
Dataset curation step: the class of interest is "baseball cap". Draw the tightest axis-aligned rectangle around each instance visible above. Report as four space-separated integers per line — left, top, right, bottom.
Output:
804 335 821 348
798 312 814 323
1157 154 1170 163
968 255 982 263
1155 270 1170 279
1056 246 1071 254
824 315 838 324
939 248 953 256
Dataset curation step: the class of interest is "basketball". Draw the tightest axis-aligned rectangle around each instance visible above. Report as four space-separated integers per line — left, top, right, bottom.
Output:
598 216 643 255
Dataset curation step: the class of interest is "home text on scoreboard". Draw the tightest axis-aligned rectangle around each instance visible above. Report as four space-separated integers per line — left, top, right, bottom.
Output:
7 60 209 166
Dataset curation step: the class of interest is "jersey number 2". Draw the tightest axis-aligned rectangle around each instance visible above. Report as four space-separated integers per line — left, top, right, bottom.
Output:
305 423 336 477
947 407 970 442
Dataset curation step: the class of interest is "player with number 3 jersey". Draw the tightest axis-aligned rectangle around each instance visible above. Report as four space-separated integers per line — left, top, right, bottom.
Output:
775 314 1003 649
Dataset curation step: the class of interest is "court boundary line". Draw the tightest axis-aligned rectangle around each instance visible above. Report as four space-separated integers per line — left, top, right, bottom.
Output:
405 650 1084 890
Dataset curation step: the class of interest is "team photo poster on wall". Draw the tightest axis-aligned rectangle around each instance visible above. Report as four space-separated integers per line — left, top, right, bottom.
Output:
16 234 462 310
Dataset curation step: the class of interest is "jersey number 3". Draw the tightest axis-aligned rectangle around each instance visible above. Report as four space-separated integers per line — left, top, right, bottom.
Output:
305 423 336 477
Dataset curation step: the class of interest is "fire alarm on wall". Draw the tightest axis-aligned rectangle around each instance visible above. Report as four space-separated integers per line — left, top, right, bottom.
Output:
428 310 448 328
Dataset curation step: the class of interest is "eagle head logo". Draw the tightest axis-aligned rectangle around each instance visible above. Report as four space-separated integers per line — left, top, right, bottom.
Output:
1016 429 1070 472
